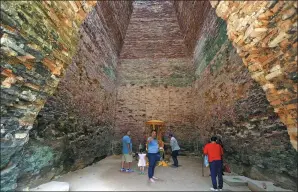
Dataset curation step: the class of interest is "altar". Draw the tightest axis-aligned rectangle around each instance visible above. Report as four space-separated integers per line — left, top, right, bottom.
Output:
145 120 170 167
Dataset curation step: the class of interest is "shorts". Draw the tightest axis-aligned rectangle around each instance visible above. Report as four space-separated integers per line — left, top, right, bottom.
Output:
122 154 133 163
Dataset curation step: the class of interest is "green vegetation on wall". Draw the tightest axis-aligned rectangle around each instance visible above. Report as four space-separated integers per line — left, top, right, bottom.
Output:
121 61 194 87
195 18 229 78
165 74 194 87
103 65 116 81
18 141 55 175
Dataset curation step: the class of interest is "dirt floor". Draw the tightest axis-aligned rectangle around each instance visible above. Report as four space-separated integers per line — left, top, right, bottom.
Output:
55 155 251 191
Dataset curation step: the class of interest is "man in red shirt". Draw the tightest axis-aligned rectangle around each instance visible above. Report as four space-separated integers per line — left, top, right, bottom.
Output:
204 136 224 191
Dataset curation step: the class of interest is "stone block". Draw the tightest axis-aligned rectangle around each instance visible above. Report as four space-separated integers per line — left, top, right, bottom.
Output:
268 32 289 48
265 69 282 80
30 181 70 191
247 179 292 191
210 1 219 8
270 99 282 106
223 176 250 186
0 163 18 192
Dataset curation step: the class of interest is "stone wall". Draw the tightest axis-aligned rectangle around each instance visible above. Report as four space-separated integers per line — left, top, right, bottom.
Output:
189 6 297 190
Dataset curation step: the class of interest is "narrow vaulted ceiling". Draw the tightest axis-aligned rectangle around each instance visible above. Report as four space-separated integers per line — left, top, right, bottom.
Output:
120 1 190 59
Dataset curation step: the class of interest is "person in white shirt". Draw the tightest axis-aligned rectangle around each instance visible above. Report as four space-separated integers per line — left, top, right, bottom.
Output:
169 133 180 168
138 149 147 175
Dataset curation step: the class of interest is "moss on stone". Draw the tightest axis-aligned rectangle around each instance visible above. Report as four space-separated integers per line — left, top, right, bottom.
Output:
19 141 54 175
103 66 116 81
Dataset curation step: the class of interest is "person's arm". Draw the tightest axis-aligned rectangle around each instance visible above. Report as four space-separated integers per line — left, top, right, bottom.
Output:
127 143 131 154
147 137 153 143
170 138 174 147
220 146 223 156
126 137 132 154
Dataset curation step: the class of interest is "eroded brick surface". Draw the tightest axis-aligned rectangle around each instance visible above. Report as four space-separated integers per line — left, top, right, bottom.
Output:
188 6 297 190
120 1 189 59
213 1 298 150
116 1 195 148
1 1 97 190
174 1 212 54
1 1 132 190
1 1 297 191
116 85 194 147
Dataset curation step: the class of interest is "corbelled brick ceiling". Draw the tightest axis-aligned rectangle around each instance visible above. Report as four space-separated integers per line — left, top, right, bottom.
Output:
120 1 189 59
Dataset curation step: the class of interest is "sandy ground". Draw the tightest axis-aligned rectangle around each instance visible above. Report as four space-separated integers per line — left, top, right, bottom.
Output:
55 155 251 191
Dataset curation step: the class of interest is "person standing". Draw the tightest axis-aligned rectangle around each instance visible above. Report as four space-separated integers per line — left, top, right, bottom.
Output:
120 131 133 173
147 130 159 183
137 149 147 175
169 133 180 167
203 136 224 191
216 137 225 176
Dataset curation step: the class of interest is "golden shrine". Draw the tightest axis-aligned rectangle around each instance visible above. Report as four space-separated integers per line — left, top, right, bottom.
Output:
145 120 170 167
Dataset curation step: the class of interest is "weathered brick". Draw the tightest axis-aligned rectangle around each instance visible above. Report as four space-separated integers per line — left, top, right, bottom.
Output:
248 63 263 72
0 1 297 192
1 1 133 190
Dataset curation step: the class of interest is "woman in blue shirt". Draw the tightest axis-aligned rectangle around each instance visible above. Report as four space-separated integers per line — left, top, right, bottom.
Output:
147 130 159 182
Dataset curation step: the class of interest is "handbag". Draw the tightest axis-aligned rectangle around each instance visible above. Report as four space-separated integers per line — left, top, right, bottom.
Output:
204 155 209 167
223 163 231 173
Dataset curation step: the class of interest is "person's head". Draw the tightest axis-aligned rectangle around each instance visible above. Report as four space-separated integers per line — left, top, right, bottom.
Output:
168 133 173 138
126 130 131 136
210 136 217 143
151 130 157 138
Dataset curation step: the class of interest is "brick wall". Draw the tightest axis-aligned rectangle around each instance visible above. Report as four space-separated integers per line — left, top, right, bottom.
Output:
189 5 297 190
116 85 194 148
1 1 133 190
213 1 297 150
0 1 99 191
115 1 195 149
1 1 297 191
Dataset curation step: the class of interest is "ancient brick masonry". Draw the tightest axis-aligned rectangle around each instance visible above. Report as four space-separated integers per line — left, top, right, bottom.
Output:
211 1 298 150
1 1 97 191
0 1 297 191
116 1 195 144
175 2 297 190
174 1 213 54
15 2 133 190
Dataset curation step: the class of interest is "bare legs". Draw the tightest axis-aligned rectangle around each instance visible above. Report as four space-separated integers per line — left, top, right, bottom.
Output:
121 162 131 169
139 166 145 174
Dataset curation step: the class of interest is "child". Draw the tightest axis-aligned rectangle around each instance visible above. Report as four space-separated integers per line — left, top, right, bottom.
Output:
138 149 146 175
